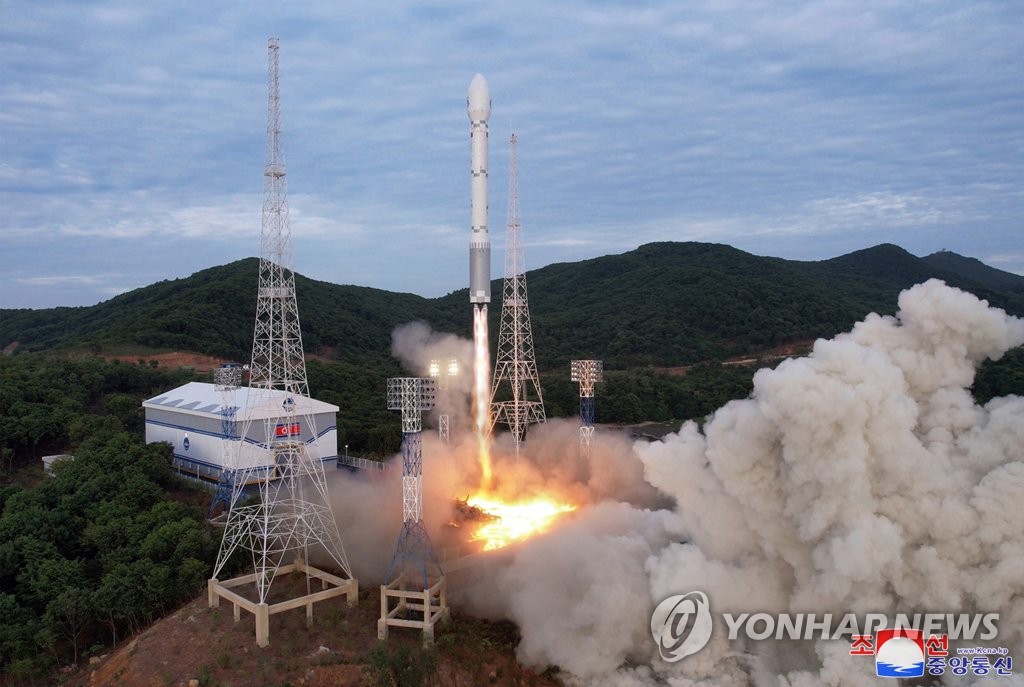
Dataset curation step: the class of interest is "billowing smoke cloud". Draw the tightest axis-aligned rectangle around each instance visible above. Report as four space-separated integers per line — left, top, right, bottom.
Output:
327 282 1022 684
450 280 1024 686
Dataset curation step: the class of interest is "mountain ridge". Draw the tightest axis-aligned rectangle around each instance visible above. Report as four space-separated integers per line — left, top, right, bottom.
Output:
3 242 1022 371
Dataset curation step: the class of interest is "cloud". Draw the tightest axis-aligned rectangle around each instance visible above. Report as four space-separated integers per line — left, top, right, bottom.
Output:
17 275 105 287
984 254 1024 270
1 1 1021 307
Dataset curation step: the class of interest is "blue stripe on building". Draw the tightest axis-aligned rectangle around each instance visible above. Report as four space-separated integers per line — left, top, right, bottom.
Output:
146 418 336 446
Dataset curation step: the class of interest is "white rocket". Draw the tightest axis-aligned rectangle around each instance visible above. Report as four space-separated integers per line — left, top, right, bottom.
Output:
468 73 491 305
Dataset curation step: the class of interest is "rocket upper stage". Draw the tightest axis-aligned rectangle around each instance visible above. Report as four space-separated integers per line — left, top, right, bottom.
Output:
468 73 491 305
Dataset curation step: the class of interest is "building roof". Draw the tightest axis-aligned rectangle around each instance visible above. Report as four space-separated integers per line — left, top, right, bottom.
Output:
143 382 339 419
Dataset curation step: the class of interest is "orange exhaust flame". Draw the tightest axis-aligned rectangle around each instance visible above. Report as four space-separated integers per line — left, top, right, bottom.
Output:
467 493 576 551
468 304 574 550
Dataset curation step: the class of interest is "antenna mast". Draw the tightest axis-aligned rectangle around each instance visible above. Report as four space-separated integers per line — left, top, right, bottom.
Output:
250 37 305 397
490 134 545 452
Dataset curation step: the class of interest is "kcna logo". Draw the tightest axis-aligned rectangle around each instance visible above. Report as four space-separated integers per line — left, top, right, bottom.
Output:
650 591 714 662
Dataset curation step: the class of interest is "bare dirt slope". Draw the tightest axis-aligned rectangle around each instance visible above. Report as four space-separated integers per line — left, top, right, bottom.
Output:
73 580 558 687
656 339 815 376
102 351 225 373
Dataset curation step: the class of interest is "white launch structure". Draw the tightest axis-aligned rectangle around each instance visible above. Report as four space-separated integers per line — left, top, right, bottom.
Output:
571 360 603 458
490 134 545 451
379 377 449 643
208 38 356 648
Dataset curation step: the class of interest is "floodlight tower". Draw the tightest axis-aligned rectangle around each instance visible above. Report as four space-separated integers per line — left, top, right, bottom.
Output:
429 358 459 443
208 365 242 518
490 134 545 452
571 360 603 458
379 377 449 642
208 38 356 648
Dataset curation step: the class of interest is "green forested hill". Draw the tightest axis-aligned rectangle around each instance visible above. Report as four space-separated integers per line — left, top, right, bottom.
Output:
441 242 1024 368
3 242 1023 370
922 249 1024 295
1 259 460 366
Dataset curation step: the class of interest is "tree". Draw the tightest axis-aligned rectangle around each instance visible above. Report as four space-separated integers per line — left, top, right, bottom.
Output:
43 587 94 664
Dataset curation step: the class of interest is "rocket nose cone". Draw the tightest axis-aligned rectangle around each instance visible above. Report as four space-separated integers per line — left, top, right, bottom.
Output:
468 73 491 120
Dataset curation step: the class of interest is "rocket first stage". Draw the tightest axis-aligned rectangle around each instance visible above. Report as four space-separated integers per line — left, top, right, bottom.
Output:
468 73 491 304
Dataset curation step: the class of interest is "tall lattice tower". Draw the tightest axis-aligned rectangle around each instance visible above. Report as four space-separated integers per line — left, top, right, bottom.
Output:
208 38 356 648
571 360 603 458
208 365 241 518
379 377 449 642
490 134 545 451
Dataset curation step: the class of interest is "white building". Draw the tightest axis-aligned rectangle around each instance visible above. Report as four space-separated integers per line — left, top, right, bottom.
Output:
42 454 74 474
142 381 339 483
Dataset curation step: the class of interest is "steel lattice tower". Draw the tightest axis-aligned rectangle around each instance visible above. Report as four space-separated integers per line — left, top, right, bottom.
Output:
209 39 355 647
379 378 449 643
208 365 241 518
571 360 603 458
490 134 545 452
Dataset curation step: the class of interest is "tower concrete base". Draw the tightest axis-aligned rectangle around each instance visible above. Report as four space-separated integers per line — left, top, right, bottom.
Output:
208 558 357 647
378 573 449 645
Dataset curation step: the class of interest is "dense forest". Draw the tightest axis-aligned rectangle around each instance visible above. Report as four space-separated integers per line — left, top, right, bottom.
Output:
0 357 239 682
2 241 1023 682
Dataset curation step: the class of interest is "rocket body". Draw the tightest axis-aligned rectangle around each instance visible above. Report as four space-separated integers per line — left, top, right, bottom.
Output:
468 73 491 304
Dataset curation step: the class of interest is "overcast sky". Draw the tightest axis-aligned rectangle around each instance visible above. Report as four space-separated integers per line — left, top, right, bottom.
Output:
2 1 1021 309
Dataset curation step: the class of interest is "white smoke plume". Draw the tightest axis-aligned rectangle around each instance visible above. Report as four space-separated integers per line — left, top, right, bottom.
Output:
448 280 1024 686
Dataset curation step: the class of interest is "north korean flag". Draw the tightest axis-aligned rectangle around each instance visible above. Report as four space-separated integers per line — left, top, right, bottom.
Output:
275 422 301 437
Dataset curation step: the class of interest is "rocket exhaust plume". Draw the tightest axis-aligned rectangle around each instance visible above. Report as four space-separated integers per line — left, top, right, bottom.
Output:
455 280 1024 685
468 73 493 486
473 305 493 488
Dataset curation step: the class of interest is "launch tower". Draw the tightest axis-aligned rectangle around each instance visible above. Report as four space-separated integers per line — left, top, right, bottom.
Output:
490 134 545 451
208 38 356 648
